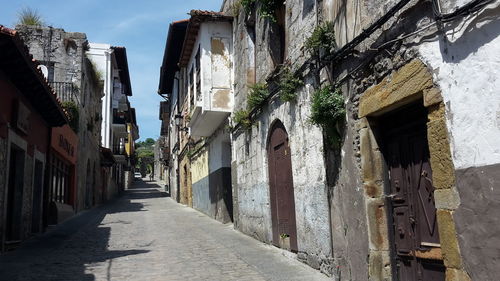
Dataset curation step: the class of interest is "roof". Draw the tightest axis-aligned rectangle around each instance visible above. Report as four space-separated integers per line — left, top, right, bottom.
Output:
0 26 67 127
111 46 133 96
178 10 233 68
158 20 188 96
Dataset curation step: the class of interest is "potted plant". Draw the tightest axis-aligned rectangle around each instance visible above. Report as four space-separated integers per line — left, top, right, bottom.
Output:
279 233 290 250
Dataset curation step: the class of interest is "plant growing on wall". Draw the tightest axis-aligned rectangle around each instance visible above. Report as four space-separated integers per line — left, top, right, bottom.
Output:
278 67 304 102
305 22 336 58
310 85 345 147
62 101 79 133
240 0 280 22
16 7 45 27
247 82 269 109
233 109 253 130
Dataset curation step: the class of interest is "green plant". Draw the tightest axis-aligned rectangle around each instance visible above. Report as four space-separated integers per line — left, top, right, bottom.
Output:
233 109 253 130
310 85 345 147
231 0 243 16
247 83 269 109
16 7 44 27
305 22 336 58
280 233 289 239
62 101 79 133
241 0 256 13
278 67 304 102
241 0 279 22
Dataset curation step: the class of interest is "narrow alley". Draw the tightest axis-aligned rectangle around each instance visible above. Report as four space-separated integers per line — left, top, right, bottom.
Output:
0 179 330 281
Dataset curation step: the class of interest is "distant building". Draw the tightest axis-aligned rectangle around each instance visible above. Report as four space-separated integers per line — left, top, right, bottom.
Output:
87 43 138 195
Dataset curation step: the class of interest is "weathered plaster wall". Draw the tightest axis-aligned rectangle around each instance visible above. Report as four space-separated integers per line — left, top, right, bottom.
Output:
232 84 333 273
179 154 192 206
192 147 210 214
453 164 500 281
418 3 500 170
417 3 500 280
208 127 232 223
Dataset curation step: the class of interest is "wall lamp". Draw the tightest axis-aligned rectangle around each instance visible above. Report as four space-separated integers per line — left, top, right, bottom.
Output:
174 114 189 132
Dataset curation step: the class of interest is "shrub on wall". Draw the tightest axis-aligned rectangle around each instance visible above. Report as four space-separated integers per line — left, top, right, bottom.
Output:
62 101 79 133
305 22 336 58
247 83 269 109
278 67 304 102
310 85 345 147
240 0 280 22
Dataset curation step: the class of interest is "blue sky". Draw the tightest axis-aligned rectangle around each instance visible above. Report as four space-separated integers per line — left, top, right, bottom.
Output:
1 0 221 141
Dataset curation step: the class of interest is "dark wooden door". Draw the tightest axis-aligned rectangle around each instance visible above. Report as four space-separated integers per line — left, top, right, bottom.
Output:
6 146 25 242
382 105 445 281
268 121 298 252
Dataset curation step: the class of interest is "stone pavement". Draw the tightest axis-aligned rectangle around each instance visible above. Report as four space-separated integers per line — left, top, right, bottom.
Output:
0 179 331 281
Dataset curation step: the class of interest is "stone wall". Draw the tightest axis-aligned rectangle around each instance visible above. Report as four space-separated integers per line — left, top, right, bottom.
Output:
231 85 333 274
17 26 103 212
21 155 34 239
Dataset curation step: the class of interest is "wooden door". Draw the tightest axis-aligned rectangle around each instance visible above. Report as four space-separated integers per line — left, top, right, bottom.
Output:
6 145 25 242
382 105 445 281
268 121 297 252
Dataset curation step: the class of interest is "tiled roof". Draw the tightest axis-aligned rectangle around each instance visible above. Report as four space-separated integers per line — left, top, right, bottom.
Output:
189 10 229 17
178 11 233 68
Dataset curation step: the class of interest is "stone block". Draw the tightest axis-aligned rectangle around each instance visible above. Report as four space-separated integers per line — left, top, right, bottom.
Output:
436 210 463 269
427 118 455 189
359 59 433 118
446 268 471 281
366 198 389 251
360 128 384 185
368 250 392 281
434 188 461 210
423 87 443 107
427 103 445 121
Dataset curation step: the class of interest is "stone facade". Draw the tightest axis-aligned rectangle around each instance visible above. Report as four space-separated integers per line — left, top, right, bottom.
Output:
16 26 103 212
219 0 500 279
223 0 334 274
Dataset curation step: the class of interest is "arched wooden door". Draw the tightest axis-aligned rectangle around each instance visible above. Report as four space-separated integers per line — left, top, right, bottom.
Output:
268 121 298 252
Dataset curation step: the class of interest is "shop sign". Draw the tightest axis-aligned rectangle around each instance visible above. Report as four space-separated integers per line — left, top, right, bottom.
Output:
59 134 75 157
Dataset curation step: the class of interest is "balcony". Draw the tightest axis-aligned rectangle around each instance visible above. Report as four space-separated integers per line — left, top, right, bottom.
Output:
159 101 170 120
188 88 233 137
112 110 127 138
50 82 80 105
112 144 127 164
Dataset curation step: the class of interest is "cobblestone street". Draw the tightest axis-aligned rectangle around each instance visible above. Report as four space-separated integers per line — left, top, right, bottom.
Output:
0 179 330 281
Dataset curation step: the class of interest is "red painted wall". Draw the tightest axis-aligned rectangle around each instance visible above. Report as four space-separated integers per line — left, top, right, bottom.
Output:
0 72 50 155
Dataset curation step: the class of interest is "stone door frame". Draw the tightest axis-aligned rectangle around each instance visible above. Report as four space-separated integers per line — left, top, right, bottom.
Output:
358 59 470 280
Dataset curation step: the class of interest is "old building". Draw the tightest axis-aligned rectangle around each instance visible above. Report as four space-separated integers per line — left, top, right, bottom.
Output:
87 43 137 196
158 12 234 223
0 26 68 251
219 0 500 280
15 25 104 212
220 0 333 272
158 19 188 203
